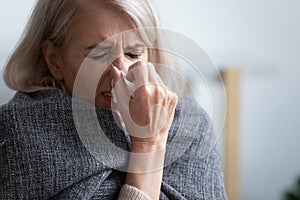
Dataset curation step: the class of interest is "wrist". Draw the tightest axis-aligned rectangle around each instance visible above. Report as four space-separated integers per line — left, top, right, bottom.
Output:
127 147 166 173
130 131 168 153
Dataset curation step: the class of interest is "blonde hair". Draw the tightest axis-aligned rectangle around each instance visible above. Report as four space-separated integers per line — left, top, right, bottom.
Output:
3 0 185 95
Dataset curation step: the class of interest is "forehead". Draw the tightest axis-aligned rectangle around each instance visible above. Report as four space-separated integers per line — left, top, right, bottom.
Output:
67 7 138 48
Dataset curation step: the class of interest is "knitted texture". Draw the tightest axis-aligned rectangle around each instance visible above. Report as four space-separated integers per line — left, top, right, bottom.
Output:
0 89 227 199
118 184 152 200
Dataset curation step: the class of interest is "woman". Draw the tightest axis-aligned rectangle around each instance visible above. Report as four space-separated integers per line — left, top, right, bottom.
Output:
0 0 227 199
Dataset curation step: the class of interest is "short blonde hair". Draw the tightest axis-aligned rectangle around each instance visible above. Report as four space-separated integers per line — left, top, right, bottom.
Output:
3 0 185 95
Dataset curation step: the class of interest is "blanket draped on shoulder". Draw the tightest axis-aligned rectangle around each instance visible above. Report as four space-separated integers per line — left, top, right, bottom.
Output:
0 89 227 200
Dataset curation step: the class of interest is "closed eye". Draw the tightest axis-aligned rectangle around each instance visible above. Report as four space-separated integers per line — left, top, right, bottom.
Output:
125 53 141 60
89 53 109 60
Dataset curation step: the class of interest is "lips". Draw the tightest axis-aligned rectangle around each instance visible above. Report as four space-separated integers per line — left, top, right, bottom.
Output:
100 90 112 103
103 92 112 97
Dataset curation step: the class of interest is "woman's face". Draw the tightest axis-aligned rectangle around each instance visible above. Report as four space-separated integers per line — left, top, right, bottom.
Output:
55 8 148 109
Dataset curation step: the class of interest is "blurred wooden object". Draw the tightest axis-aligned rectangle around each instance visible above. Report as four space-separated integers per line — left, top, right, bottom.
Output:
222 68 240 200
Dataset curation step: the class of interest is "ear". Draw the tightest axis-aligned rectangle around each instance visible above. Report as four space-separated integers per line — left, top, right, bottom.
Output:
42 40 64 81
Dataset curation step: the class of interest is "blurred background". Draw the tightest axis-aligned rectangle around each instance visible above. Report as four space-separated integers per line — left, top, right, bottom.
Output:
1 1 300 200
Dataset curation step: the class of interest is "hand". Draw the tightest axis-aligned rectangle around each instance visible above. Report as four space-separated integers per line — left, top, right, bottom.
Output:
111 62 178 152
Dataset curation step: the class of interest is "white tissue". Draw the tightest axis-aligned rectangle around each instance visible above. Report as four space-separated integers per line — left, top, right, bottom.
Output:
120 71 135 94
111 71 135 104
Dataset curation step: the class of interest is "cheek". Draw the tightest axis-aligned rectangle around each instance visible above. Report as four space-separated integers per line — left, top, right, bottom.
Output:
62 59 81 93
72 60 110 99
87 62 110 85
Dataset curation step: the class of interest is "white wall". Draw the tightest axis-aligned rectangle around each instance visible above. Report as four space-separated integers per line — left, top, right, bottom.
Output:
1 1 300 200
153 0 300 200
0 1 36 104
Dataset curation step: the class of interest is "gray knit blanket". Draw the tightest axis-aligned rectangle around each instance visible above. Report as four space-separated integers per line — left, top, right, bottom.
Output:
0 89 227 200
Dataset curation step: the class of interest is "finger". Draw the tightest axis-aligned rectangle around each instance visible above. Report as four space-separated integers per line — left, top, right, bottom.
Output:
167 91 178 119
149 104 167 135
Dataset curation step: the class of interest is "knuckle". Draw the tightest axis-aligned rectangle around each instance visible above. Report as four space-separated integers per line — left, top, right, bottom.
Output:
147 62 157 71
167 91 178 105
155 84 165 96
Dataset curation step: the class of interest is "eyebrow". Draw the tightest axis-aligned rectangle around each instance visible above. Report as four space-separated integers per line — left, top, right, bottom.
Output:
124 42 146 51
85 42 146 52
85 43 111 51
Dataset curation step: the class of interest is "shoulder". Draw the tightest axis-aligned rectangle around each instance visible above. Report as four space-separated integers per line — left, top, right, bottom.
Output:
1 88 71 117
0 89 109 199
167 96 216 159
176 96 212 130
0 88 71 112
163 97 227 199
0 89 73 141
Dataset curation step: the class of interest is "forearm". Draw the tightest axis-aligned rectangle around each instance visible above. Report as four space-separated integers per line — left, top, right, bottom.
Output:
124 140 166 200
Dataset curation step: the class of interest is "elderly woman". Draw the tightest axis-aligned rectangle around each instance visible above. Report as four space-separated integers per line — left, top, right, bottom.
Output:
0 0 227 199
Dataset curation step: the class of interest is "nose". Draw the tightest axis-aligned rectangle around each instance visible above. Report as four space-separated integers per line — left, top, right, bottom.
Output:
112 55 129 74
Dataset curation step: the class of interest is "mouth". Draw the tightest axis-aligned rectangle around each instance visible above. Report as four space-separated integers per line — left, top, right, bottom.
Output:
100 91 113 106
103 92 112 97
102 91 113 102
